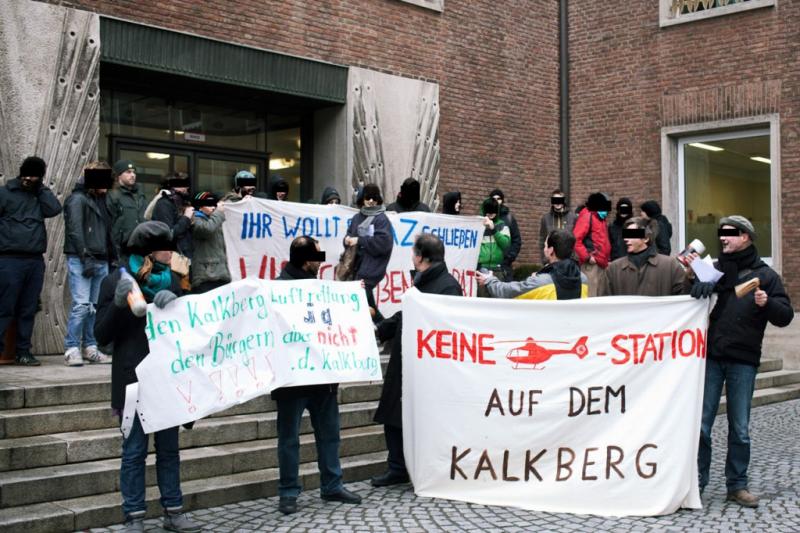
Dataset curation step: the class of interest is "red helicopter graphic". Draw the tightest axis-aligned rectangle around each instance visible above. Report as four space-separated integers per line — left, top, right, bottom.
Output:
493 336 589 370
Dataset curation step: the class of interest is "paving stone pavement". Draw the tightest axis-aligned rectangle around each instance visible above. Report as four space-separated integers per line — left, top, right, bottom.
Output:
86 399 800 533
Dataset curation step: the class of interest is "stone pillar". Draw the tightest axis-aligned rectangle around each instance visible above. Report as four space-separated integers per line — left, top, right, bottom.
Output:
0 0 100 354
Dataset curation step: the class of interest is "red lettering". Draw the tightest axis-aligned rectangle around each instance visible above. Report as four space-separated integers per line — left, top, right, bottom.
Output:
696 328 706 358
414 330 495 365
653 332 672 361
641 334 658 363
435 331 452 359
478 333 496 365
629 334 645 364
611 334 630 365
679 330 696 357
417 329 436 358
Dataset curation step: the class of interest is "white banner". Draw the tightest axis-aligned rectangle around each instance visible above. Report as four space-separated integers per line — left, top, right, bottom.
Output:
131 278 381 434
402 291 711 516
222 198 483 316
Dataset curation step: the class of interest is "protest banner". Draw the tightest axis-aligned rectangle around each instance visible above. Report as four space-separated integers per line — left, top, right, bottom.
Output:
402 290 711 516
222 198 483 316
126 278 381 435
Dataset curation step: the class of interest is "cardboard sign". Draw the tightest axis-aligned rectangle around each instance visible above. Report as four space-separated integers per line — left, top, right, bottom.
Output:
402 291 711 516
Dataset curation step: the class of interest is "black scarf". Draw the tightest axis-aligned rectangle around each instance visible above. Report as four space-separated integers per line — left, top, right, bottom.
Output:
627 243 656 269
717 245 759 290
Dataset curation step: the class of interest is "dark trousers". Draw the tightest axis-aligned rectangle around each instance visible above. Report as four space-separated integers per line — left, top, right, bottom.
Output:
0 257 44 354
276 391 343 498
384 424 407 475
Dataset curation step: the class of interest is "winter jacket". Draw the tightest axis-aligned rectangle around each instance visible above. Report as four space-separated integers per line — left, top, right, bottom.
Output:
190 210 230 287
573 209 611 268
539 210 578 263
486 259 588 300
270 262 338 401
651 215 673 255
375 262 462 427
386 200 430 213
600 253 686 297
478 218 511 269
345 211 394 286
151 191 193 258
706 257 793 366
107 184 146 257
499 205 522 267
442 191 461 215
608 219 628 262
0 178 62 255
63 185 114 260
95 261 183 410
320 187 341 204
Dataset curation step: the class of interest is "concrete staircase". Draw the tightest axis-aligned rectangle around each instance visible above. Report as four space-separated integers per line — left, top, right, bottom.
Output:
1 354 799 532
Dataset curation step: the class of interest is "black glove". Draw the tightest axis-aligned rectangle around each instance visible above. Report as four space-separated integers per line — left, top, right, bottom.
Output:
690 281 715 299
153 290 178 309
82 257 100 278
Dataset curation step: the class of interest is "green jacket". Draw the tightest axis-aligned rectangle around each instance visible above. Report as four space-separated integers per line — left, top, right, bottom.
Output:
478 219 511 268
107 184 146 257
190 210 231 286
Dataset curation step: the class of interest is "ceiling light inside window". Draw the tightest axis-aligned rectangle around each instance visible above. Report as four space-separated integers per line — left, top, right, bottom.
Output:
269 158 295 170
750 156 771 164
146 152 170 160
689 142 724 152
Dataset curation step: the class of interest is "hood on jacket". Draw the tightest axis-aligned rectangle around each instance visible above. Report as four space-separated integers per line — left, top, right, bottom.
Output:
442 191 461 215
549 258 582 293
640 200 662 218
480 197 500 217
269 176 290 200
396 178 422 209
320 186 341 204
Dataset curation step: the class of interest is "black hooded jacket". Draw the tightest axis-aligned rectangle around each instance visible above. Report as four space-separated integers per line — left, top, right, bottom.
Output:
640 201 672 255
63 184 114 260
387 179 430 213
442 191 461 215
320 187 341 204
0 178 62 255
268 176 290 200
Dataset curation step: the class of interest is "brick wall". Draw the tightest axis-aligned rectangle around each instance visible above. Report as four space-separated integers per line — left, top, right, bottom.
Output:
568 1 799 302
43 0 561 264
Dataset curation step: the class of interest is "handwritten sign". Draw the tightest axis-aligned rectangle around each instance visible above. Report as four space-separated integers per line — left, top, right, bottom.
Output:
130 278 381 434
222 198 484 316
402 291 710 516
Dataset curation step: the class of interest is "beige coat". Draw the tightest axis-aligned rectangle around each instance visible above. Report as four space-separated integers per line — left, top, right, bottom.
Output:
600 253 687 297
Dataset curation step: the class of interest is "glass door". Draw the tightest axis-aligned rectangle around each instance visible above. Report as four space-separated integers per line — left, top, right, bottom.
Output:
115 141 192 201
196 154 264 197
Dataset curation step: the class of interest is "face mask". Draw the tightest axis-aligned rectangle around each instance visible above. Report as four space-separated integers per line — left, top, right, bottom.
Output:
597 211 608 220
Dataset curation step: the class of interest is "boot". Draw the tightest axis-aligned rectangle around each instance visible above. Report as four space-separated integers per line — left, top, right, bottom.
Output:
163 507 202 532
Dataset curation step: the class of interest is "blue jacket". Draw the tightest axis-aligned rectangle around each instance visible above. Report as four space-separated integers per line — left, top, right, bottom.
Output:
0 178 62 255
345 211 394 286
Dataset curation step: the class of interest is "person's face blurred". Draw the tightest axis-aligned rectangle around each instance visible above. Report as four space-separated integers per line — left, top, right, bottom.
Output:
639 210 650 220
20 176 41 190
118 170 136 188
618 204 632 219
326 198 341 205
551 194 566 213
493 195 503 205
454 200 461 213
200 205 216 216
276 191 287 201
486 212 497 220
151 250 172 264
173 186 189 196
624 223 648 254
720 225 750 254
89 188 108 196
306 242 322 277
241 186 256 196
364 197 377 208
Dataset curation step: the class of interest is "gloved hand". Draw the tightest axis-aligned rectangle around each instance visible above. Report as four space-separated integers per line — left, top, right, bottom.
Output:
82 260 100 279
153 290 178 309
690 281 715 299
113 277 133 308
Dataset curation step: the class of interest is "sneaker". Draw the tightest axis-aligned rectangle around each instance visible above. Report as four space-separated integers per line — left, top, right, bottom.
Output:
15 353 41 366
83 345 111 364
726 488 759 508
123 511 145 533
278 496 298 515
163 508 202 532
64 347 83 367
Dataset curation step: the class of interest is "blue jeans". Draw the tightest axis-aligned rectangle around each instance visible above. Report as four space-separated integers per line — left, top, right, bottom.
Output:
0 256 44 354
276 391 343 498
120 415 182 517
64 255 108 349
698 358 758 492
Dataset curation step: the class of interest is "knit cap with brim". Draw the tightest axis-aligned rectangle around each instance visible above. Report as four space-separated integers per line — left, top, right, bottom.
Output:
126 221 177 255
720 215 756 240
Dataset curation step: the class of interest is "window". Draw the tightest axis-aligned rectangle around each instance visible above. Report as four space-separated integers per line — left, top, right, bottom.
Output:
678 129 773 261
659 0 775 27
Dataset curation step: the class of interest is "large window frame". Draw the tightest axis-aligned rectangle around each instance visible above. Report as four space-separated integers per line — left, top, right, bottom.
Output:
664 116 781 270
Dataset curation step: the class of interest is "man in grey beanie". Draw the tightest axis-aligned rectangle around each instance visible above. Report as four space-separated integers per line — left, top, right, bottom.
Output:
688 215 793 508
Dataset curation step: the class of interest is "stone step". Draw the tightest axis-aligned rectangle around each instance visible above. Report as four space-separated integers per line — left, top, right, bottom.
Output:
0 450 387 533
0 381 383 439
0 400 378 472
0 424 384 509
718 382 800 414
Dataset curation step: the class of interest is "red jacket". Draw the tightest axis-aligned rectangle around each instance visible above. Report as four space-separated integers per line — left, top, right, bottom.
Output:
573 210 611 268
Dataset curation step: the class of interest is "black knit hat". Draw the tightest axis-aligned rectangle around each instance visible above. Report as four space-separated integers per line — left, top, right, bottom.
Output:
19 156 46 179
126 221 177 256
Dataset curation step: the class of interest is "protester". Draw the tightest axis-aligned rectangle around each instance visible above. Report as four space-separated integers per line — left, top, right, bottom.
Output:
344 183 393 319
387 178 430 212
227 170 257 200
478 229 587 299
442 191 461 215
151 173 194 258
272 236 362 514
372 234 462 487
608 197 634 262
107 160 146 259
320 186 341 205
62 162 115 366
476 197 511 296
190 192 230 294
573 192 611 297
95 221 201 532
0 156 62 366
600 217 685 297
539 189 577 264
689 216 793 508
488 188 521 279
640 200 672 255
269 175 290 201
